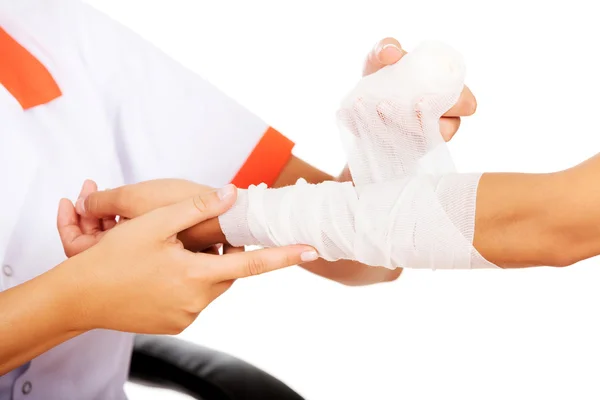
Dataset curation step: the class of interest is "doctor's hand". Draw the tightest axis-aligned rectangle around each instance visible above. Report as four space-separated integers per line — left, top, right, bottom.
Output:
62 178 227 255
57 185 316 334
59 179 222 256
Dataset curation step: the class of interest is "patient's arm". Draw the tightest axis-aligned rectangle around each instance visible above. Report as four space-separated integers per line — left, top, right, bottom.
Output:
274 157 403 285
182 159 599 269
213 42 498 270
476 155 600 268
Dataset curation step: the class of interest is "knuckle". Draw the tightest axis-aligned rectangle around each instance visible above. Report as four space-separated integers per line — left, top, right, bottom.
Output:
453 117 462 130
192 194 210 213
113 190 130 215
86 193 98 214
466 97 477 115
272 253 300 269
459 88 477 116
245 257 267 277
283 253 294 267
192 190 224 215
183 265 206 284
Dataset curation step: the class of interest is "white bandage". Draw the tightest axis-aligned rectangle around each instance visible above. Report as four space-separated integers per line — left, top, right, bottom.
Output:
219 41 497 270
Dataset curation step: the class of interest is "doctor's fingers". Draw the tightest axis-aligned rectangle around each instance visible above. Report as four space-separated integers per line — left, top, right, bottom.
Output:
122 185 238 241
57 198 84 252
57 198 104 257
79 179 206 219
196 245 318 283
79 185 143 219
75 180 102 235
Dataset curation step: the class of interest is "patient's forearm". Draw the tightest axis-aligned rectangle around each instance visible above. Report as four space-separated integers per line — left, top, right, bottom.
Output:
476 155 600 268
180 203 402 285
475 172 565 267
276 157 400 284
179 157 396 285
184 156 600 270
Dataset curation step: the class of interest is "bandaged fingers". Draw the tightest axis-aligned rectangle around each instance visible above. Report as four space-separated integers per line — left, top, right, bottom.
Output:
338 41 468 187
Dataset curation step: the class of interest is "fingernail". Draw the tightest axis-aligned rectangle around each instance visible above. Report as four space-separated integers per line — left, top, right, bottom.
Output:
300 250 319 262
381 43 402 54
382 43 401 50
75 197 86 214
217 184 235 201
377 43 404 64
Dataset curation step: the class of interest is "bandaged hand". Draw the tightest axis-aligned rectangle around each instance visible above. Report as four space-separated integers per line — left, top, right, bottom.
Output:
219 41 496 270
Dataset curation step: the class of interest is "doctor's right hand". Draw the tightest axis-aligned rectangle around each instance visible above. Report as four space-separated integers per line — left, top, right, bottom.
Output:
56 184 316 335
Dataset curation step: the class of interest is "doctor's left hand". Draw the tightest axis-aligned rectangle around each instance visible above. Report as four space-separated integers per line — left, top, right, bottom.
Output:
59 179 224 257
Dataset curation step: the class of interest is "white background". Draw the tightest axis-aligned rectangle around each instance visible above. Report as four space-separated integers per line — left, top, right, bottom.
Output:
84 1 600 399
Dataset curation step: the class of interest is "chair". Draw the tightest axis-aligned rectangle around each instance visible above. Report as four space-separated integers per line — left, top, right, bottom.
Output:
128 334 305 400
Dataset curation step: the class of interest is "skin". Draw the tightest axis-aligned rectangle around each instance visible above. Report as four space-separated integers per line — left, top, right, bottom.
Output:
0 37 416 375
73 42 600 272
73 39 479 285
474 156 600 268
76 162 600 271
266 38 475 283
0 186 315 375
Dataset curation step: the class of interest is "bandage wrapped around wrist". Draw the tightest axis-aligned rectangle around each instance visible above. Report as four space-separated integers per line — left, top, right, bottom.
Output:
219 41 497 270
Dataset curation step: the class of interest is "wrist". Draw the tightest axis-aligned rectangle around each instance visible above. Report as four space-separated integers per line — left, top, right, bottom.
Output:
49 254 99 332
0 264 86 373
179 217 228 251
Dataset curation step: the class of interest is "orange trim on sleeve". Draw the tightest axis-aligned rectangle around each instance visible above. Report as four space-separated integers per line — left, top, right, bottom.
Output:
231 127 295 189
0 27 62 110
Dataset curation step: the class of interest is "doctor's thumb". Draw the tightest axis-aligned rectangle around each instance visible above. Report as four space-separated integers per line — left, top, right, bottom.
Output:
77 188 120 218
136 184 238 238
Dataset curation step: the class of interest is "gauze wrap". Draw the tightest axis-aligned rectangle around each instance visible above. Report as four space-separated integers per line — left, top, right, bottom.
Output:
218 41 497 270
